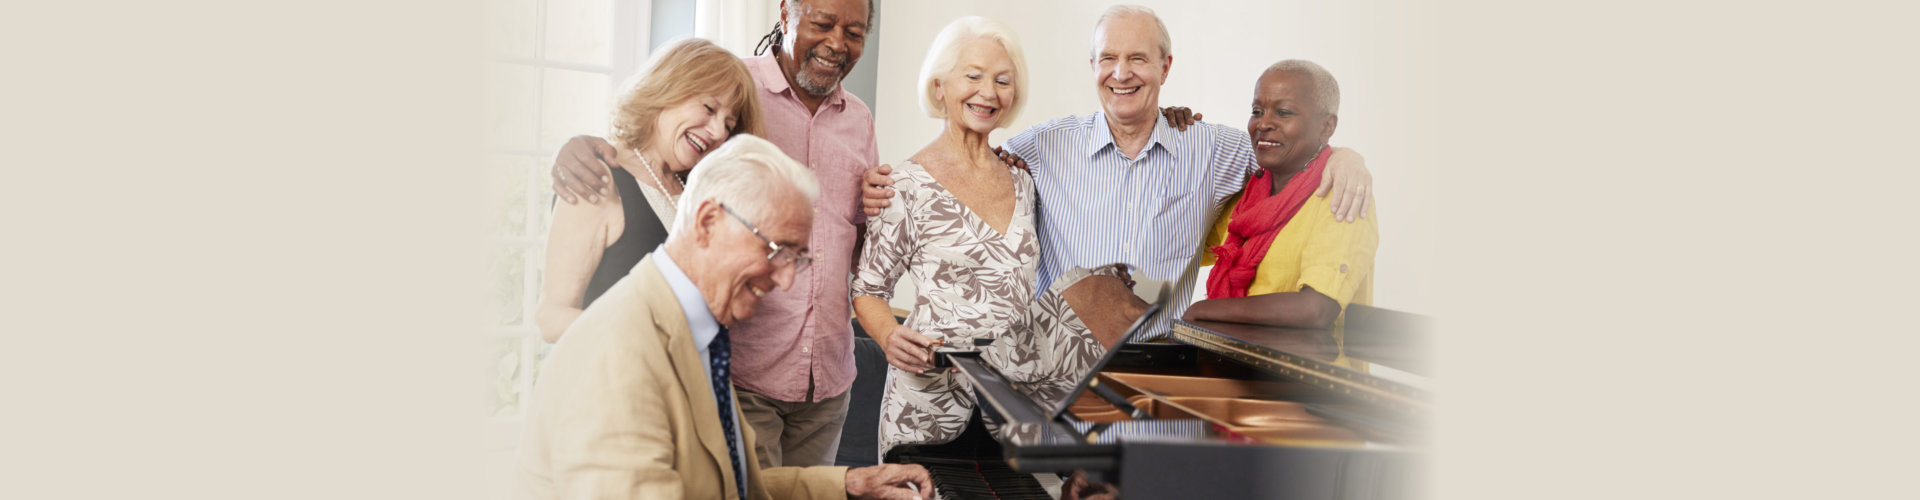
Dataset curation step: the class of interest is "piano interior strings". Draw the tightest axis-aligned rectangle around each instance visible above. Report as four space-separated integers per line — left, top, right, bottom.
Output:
906 304 1430 499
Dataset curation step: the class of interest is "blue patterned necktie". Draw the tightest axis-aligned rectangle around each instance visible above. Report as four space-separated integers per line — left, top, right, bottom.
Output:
709 326 747 497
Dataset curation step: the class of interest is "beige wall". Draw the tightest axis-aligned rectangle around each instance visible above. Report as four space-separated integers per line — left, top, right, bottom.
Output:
872 0 1438 313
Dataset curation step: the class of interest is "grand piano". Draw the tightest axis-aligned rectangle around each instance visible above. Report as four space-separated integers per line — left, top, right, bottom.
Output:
889 298 1433 500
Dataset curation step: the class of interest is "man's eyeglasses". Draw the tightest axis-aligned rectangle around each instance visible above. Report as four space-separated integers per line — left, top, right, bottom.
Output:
721 203 814 271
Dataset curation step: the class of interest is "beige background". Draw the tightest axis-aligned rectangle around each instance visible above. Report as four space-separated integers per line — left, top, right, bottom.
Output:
1423 1 1920 498
3 0 1916 498
2 1 489 497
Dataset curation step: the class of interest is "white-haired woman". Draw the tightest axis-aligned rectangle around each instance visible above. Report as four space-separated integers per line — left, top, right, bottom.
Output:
849 16 1041 459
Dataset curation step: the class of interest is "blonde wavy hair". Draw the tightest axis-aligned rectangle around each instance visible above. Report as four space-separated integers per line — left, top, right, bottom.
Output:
608 38 764 152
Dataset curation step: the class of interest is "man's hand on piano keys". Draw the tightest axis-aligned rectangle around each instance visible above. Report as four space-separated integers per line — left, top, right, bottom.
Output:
846 463 933 500
881 325 941 374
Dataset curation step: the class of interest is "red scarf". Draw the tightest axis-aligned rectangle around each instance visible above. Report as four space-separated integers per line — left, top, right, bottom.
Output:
1206 146 1330 299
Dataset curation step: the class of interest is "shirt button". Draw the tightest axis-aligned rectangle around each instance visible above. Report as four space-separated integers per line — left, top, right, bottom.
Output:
1123 244 1132 251
802 346 810 353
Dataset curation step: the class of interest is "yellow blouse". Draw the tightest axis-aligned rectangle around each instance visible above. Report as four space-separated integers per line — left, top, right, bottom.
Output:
1203 190 1379 323
1203 189 1379 372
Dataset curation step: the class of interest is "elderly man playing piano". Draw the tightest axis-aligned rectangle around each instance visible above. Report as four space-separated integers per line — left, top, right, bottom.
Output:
516 135 929 500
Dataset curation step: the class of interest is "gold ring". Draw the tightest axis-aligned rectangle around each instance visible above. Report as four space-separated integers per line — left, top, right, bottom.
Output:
1353 185 1365 191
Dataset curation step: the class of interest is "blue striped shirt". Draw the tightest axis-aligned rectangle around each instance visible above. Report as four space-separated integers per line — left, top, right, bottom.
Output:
1004 112 1254 338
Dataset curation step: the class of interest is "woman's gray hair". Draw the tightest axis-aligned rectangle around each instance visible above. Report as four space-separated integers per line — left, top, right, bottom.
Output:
917 16 1028 128
672 134 819 234
1266 59 1341 116
1090 5 1172 59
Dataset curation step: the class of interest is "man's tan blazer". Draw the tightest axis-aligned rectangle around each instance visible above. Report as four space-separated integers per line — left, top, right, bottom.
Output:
517 253 847 500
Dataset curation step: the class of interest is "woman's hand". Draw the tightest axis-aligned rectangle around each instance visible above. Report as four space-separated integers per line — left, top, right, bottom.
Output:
1315 147 1373 222
552 135 618 204
881 325 939 374
1179 301 1205 324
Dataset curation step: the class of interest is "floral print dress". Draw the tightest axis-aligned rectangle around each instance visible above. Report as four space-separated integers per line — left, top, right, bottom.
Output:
852 160 1042 458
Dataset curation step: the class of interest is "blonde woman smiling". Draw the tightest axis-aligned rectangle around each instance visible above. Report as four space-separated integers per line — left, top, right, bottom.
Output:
536 38 764 343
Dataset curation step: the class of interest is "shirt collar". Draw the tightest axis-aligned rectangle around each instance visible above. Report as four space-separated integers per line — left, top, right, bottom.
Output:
652 246 720 349
1086 111 1179 160
745 53 846 111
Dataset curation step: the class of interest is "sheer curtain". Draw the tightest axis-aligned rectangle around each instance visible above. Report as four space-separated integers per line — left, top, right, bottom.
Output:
694 0 780 57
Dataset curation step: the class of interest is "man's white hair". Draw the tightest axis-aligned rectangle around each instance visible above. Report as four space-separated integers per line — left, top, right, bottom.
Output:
917 16 1029 128
1265 59 1341 116
1090 4 1172 60
672 134 819 234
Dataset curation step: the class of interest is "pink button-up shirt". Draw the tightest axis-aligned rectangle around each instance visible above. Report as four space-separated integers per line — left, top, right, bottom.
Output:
728 54 876 402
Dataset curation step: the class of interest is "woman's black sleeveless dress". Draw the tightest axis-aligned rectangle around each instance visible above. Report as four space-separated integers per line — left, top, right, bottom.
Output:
581 166 671 306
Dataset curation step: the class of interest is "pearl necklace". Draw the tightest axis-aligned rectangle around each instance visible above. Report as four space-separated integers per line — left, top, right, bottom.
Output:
634 149 679 207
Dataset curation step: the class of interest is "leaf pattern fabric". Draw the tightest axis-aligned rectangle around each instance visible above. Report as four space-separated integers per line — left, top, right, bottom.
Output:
1020 264 1130 407
852 160 1041 458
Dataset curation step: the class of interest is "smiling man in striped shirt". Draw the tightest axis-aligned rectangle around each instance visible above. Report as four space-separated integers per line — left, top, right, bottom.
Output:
861 5 1375 347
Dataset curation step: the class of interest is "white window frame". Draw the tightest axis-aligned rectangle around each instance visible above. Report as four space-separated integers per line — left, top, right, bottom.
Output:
487 0 653 453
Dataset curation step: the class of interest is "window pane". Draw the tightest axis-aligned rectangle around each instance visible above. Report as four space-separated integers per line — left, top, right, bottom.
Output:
533 237 549 292
493 337 524 417
494 246 527 326
533 160 557 236
485 63 541 151
529 245 547 318
538 68 611 151
542 0 614 65
493 155 535 238
530 341 554 389
485 0 538 59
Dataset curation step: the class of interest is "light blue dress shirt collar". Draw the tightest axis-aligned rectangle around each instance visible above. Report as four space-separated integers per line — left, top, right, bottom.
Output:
652 247 719 359
1085 111 1181 160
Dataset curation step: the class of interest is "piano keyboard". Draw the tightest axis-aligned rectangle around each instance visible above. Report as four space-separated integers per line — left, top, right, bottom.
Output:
900 456 1053 500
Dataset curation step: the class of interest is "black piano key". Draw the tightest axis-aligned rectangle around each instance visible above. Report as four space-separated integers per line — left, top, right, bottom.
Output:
904 454 1050 500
